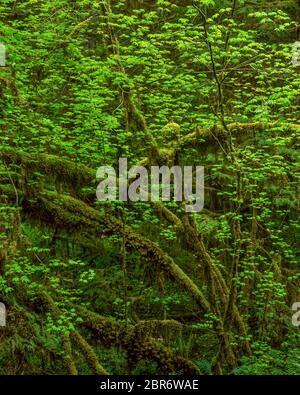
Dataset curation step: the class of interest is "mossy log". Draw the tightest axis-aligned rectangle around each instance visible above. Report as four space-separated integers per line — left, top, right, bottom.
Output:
71 331 109 375
38 290 78 375
179 122 300 150
0 149 95 192
79 308 201 375
19 190 211 313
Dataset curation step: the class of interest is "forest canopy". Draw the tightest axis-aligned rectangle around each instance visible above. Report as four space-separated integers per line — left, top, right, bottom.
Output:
0 0 299 376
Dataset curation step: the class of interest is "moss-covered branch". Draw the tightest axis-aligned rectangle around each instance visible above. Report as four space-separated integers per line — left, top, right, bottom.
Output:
79 308 201 375
21 190 210 313
71 331 109 375
179 122 300 149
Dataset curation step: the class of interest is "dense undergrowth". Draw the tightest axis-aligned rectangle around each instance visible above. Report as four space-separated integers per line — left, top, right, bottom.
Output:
0 0 299 375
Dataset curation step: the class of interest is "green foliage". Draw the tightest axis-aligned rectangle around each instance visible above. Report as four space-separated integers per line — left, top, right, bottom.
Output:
0 0 299 376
